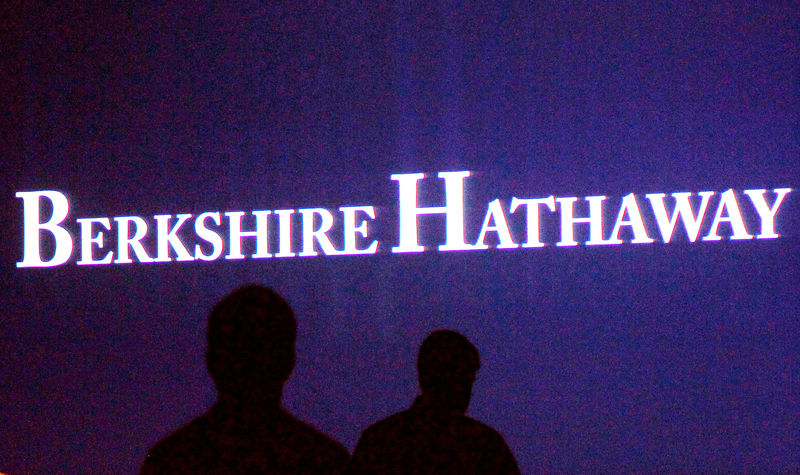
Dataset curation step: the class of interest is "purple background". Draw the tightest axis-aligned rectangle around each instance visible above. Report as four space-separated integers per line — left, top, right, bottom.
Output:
3 2 798 473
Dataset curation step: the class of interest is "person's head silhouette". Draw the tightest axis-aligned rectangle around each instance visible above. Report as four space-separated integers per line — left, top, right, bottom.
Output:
417 329 480 414
348 329 519 473
141 286 351 473
205 285 296 406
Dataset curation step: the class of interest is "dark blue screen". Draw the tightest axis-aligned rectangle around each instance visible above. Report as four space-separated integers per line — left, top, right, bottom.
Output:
2 2 798 473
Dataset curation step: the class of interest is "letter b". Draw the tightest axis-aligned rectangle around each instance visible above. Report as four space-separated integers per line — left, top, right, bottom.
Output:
16 191 73 267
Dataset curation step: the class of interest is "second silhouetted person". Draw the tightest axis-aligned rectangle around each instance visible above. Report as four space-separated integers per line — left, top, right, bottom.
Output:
348 329 520 474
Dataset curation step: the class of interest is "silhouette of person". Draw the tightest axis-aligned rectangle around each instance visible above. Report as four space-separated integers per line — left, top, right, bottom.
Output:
348 329 520 474
140 285 349 474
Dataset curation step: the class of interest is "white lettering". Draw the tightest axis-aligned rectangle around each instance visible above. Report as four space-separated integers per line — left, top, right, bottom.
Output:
703 189 753 241
646 192 714 242
114 216 153 263
16 190 73 268
743 188 792 239
340 206 378 255
556 196 609 246
225 211 272 259
392 171 474 253
299 208 340 256
474 199 517 249
510 196 556 248
194 212 223 261
607 193 653 244
154 214 194 262
76 217 113 265
274 210 295 258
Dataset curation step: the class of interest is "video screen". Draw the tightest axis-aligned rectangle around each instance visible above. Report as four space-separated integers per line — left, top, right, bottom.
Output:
3 3 797 473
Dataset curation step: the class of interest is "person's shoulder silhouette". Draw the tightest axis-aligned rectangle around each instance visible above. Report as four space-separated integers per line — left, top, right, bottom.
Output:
140 285 348 474
348 329 520 474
